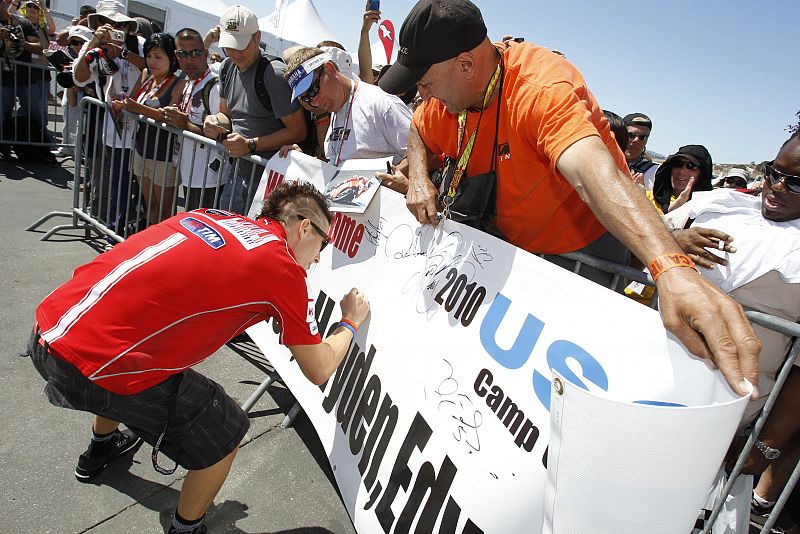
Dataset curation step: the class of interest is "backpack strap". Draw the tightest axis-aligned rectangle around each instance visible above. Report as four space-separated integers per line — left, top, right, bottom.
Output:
200 76 218 120
253 55 272 111
219 57 232 89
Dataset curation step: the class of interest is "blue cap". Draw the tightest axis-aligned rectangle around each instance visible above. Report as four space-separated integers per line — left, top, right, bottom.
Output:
288 52 331 103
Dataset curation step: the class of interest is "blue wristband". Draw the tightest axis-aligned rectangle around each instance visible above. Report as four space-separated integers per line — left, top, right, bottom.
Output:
336 321 357 344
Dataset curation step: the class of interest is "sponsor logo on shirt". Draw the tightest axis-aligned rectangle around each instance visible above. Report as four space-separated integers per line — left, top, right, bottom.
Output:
179 217 226 249
328 126 351 142
498 142 511 161
203 209 235 217
306 282 319 335
216 217 279 251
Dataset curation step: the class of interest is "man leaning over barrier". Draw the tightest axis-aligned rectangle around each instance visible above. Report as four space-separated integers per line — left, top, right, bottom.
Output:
27 181 370 534
379 0 761 399
162 27 223 211
202 5 307 215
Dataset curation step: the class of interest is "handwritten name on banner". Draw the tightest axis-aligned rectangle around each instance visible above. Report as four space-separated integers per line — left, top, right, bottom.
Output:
247 153 737 533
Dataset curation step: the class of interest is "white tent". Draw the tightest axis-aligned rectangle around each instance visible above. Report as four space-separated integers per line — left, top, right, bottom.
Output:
51 0 223 36
258 0 344 57
146 0 224 35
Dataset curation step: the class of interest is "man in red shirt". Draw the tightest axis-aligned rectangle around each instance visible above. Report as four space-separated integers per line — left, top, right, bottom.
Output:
379 0 761 401
28 181 369 534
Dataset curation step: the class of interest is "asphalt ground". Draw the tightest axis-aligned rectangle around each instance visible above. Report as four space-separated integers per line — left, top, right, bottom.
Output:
0 154 356 534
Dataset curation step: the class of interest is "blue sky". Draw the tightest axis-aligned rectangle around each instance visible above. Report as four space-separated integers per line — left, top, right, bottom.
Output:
240 0 799 164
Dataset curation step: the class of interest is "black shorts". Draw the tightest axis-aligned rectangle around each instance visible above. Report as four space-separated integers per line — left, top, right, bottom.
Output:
29 330 250 471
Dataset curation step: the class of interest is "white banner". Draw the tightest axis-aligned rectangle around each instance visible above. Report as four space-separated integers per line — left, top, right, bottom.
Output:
247 153 748 533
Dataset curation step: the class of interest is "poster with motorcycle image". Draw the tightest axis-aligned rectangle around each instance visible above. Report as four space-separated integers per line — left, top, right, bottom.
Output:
323 169 382 213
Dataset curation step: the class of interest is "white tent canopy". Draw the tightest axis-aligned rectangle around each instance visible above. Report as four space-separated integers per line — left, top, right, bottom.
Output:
51 0 223 36
258 0 344 57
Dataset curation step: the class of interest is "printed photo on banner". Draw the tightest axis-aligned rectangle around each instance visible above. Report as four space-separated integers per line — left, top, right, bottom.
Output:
323 169 381 213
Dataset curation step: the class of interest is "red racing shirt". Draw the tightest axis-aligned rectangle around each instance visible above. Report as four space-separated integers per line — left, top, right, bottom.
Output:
35 209 321 394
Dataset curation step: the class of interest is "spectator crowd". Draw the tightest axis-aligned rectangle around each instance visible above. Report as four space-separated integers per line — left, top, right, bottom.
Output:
9 0 800 533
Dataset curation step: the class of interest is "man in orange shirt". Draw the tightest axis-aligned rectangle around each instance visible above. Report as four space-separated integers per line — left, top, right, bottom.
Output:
379 0 761 400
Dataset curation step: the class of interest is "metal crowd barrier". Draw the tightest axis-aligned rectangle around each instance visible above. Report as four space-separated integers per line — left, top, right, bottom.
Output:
28 96 267 241
0 58 67 152
25 96 800 531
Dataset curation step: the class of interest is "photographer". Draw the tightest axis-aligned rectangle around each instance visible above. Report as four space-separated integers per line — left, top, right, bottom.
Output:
72 0 146 239
0 0 47 159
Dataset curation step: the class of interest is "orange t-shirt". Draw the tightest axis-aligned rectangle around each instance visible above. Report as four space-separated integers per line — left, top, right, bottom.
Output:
413 42 629 254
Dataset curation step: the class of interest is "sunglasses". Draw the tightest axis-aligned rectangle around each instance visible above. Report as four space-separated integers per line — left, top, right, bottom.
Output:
673 159 699 171
725 177 747 187
176 49 203 59
300 68 324 103
765 162 800 194
69 39 84 46
627 132 649 141
296 214 330 252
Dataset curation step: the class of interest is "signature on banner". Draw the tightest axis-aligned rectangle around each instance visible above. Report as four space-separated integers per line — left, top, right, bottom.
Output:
425 358 483 454
384 224 494 319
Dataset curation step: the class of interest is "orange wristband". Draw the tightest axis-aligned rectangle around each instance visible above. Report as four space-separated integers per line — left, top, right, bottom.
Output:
648 253 697 282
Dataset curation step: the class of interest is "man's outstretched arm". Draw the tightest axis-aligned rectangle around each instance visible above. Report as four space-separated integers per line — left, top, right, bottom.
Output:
556 136 761 399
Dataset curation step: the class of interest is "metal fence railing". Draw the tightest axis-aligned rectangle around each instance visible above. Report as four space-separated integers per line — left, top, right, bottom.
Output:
25 95 800 532
0 58 68 153
27 96 267 241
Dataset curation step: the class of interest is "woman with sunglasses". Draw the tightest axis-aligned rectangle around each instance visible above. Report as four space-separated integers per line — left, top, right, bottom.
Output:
647 144 714 215
113 33 186 226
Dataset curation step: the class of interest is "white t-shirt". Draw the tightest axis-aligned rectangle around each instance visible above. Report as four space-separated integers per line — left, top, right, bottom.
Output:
74 38 145 150
174 71 223 188
324 80 412 166
664 189 800 293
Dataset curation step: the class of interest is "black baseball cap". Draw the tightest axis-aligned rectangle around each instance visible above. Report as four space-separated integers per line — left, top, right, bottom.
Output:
378 0 487 95
623 113 652 130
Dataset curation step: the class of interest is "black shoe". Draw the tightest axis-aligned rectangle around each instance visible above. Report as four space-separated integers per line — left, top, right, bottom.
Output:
74 429 142 482
166 523 207 533
751 496 774 518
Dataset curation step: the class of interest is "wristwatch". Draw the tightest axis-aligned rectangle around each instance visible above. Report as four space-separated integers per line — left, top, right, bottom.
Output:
247 138 257 154
754 440 781 460
120 47 129 59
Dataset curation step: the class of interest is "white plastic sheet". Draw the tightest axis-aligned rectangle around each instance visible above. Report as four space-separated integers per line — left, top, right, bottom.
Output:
543 365 751 534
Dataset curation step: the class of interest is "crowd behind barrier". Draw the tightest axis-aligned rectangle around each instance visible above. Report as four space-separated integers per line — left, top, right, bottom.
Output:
13 0 800 532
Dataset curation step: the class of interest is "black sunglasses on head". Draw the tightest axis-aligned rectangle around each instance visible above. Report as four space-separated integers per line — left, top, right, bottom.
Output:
765 162 800 194
176 49 203 59
296 214 330 251
300 68 324 104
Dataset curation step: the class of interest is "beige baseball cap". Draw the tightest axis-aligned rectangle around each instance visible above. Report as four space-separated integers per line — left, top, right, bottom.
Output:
218 5 259 50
